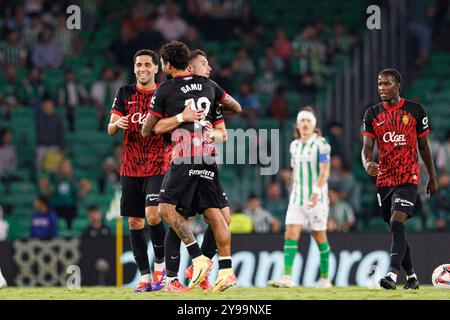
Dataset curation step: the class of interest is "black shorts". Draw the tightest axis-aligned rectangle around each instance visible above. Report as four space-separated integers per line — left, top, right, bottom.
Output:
159 160 223 216
120 175 165 218
377 183 418 223
180 178 230 217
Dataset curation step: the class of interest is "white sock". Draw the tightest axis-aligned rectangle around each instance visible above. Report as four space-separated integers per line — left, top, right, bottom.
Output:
141 273 151 283
406 273 417 280
154 261 165 272
387 272 397 283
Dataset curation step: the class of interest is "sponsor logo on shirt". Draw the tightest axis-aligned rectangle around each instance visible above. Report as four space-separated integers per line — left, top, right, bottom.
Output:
188 169 215 180
382 131 406 146
130 112 149 125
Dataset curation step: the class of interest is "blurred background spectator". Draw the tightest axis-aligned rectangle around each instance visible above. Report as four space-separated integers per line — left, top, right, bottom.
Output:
58 69 88 132
41 159 90 230
244 194 280 233
0 206 8 241
35 97 64 171
30 195 58 240
229 204 253 234
31 26 63 69
81 205 111 239
0 128 17 179
328 188 355 233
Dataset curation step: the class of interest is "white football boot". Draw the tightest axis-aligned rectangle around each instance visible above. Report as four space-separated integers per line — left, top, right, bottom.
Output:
268 275 294 288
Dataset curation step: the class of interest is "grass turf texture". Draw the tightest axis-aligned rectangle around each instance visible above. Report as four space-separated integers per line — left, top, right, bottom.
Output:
0 286 449 300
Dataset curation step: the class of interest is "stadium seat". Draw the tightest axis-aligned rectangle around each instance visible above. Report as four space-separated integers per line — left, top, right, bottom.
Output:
405 217 423 232
367 218 388 232
10 182 36 194
57 219 73 238
13 207 32 218
72 218 89 236
5 216 30 240
83 193 113 209
256 118 280 130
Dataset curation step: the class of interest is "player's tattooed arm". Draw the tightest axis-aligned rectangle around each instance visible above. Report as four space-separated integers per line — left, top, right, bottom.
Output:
361 136 379 176
221 94 242 115
141 113 159 137
418 135 438 198
154 106 204 135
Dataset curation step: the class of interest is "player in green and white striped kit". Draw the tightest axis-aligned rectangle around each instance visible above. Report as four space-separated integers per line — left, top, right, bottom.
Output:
269 107 332 288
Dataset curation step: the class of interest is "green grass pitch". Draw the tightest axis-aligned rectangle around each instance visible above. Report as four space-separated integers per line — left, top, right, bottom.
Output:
0 286 449 300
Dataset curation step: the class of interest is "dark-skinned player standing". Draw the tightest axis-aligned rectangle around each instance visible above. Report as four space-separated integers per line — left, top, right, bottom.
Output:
361 68 438 290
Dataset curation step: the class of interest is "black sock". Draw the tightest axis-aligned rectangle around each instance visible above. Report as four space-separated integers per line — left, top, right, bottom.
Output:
164 228 181 278
149 221 166 263
201 226 217 259
130 229 150 276
218 258 232 270
186 241 202 260
389 221 407 274
401 242 415 276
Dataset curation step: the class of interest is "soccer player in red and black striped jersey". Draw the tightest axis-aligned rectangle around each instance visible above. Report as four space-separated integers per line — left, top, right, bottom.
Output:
361 68 438 290
107 50 169 292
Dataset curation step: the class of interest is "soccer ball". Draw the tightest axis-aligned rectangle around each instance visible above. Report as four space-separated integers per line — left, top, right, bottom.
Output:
431 264 450 289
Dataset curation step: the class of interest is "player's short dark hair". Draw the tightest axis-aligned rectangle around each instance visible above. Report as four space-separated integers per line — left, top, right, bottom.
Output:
37 195 50 209
160 41 190 70
379 68 402 86
189 49 207 62
87 205 99 213
134 49 158 65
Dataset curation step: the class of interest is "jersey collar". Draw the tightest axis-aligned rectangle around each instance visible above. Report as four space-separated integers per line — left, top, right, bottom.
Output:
135 83 158 94
382 97 405 111
174 73 193 78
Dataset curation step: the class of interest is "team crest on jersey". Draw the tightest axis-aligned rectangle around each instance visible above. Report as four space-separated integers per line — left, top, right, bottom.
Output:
402 115 409 125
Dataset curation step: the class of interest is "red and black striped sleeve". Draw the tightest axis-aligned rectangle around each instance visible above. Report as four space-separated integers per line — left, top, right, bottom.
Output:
111 87 126 117
362 107 376 138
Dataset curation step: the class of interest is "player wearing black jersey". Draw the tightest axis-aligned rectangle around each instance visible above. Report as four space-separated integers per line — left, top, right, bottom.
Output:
153 49 241 291
142 41 239 291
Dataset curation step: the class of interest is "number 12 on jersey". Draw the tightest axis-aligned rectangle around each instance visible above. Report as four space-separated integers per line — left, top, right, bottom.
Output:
185 97 210 128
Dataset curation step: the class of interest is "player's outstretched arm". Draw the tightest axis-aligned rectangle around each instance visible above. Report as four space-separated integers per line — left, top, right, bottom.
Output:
418 135 438 198
361 136 379 177
221 94 242 115
141 113 159 138
153 105 204 135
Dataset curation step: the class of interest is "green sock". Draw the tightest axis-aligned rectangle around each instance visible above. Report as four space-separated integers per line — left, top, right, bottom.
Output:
318 242 330 279
283 239 298 275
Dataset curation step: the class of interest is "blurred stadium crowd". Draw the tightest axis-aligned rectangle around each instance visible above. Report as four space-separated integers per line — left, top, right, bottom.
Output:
0 0 449 241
